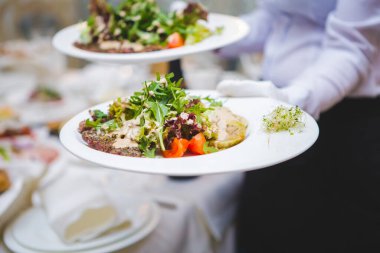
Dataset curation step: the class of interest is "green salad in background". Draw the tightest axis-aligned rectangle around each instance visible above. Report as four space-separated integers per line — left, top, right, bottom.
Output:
76 0 223 53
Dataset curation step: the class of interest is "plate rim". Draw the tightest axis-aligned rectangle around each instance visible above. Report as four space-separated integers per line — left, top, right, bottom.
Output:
0 178 24 217
11 201 153 252
4 202 160 253
59 96 319 176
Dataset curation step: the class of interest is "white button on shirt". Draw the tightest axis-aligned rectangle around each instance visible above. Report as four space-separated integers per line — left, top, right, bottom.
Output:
220 0 380 117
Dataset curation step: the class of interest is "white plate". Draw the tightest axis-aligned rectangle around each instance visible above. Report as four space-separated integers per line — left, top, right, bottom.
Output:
0 159 46 229
52 13 249 64
12 201 150 252
3 202 160 253
0 178 23 223
59 96 319 176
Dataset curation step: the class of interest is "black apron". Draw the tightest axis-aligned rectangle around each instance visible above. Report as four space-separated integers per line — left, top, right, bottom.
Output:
236 97 380 253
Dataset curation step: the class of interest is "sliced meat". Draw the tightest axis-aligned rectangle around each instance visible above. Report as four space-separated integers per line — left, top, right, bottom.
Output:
78 120 92 133
81 129 142 157
74 42 164 54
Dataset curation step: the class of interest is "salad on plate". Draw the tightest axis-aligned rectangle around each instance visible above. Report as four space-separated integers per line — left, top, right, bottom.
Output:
79 73 247 158
75 0 222 53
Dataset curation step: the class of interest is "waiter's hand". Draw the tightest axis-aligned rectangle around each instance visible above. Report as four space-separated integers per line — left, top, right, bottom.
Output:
217 79 316 118
217 80 289 102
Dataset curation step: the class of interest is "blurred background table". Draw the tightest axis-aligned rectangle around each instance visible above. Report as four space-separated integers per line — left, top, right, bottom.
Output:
0 0 261 252
1 166 242 253
119 173 242 253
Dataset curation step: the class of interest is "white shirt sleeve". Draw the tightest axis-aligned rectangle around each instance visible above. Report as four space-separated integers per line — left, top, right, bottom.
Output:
217 4 275 57
283 0 380 118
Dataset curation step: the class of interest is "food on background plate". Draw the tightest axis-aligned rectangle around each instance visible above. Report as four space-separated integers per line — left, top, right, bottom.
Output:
75 0 222 53
15 146 60 165
0 45 27 59
0 107 16 121
0 123 32 139
0 147 10 161
262 105 305 134
0 107 32 138
0 169 11 194
79 73 247 158
47 121 65 136
0 115 60 164
0 138 60 165
29 86 63 102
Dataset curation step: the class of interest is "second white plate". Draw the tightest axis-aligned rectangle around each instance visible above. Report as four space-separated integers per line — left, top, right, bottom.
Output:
59 96 319 176
4 202 160 253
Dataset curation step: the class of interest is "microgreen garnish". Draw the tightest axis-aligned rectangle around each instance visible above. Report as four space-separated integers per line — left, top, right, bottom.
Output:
263 106 305 134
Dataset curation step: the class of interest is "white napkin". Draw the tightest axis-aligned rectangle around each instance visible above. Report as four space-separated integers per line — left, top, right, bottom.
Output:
0 159 46 230
36 157 152 244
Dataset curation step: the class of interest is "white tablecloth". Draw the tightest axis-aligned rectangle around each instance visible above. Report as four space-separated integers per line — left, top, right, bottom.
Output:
1 172 243 253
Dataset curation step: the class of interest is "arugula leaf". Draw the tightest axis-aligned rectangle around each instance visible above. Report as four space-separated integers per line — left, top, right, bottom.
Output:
143 147 156 158
147 101 169 125
101 119 119 131
108 98 128 124
87 15 95 28
185 102 208 119
147 101 169 150
85 118 101 130
93 109 108 119
185 23 212 45
203 96 223 107
138 135 156 158
203 142 218 154
172 96 188 113
165 72 175 80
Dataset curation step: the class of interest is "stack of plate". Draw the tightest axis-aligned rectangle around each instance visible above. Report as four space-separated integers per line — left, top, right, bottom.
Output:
3 201 160 253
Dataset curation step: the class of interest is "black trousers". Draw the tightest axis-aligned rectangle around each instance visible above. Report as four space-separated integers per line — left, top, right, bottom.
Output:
236 98 380 253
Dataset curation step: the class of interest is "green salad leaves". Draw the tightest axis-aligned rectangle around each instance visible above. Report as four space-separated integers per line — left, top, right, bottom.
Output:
80 0 221 49
85 73 222 157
